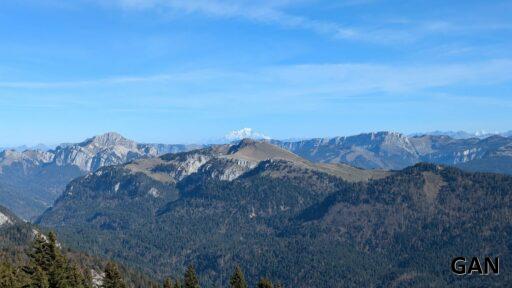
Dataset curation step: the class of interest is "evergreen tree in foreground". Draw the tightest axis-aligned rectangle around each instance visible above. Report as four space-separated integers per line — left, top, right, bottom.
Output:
0 261 24 288
163 277 174 288
1 231 284 287
102 261 126 288
23 231 91 288
47 232 71 287
30 266 50 288
229 266 248 288
257 278 273 288
0 231 95 288
183 265 200 288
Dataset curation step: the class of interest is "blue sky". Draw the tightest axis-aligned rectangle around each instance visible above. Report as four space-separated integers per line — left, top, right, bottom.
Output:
1 0 511 145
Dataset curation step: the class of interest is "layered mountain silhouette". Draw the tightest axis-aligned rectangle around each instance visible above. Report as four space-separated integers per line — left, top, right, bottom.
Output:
0 132 199 219
36 140 512 287
273 131 512 173
3 131 512 220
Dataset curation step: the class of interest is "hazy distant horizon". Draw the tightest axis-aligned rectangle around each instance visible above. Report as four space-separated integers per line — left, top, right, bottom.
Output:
1 128 510 148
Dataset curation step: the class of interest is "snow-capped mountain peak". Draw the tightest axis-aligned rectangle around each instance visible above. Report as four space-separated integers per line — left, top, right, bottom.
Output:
224 128 270 142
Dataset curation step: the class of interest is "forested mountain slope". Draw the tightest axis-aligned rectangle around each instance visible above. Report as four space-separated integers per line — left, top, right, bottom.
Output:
37 141 512 287
0 204 157 287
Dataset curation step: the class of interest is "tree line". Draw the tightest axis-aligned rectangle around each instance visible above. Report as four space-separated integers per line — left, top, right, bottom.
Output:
159 265 282 288
0 231 282 288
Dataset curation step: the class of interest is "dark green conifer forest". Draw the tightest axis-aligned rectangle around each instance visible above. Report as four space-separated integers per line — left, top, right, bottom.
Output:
0 230 280 288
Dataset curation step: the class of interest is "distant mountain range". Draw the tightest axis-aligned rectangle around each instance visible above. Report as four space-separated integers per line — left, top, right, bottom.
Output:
2 130 510 153
0 132 199 219
36 140 512 287
273 131 512 174
2 131 512 220
0 143 55 152
411 130 512 139
3 131 512 286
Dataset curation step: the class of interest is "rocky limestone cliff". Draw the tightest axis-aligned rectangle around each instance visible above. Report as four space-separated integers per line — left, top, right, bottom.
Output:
0 211 12 226
51 132 158 172
0 132 195 219
118 139 386 186
0 132 199 175
273 131 512 172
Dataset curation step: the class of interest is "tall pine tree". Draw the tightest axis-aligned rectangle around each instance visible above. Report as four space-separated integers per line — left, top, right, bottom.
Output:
27 234 52 273
183 265 199 288
163 277 174 288
102 261 126 288
229 266 248 288
28 265 49 288
66 262 89 288
257 278 273 288
47 232 70 288
0 261 23 288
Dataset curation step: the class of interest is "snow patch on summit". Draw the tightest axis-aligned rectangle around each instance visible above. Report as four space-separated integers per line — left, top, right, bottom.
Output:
224 128 270 142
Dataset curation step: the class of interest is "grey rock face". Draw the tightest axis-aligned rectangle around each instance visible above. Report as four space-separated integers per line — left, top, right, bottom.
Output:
52 132 158 172
197 158 258 181
0 132 200 176
124 142 276 184
0 132 194 219
0 149 54 170
0 132 154 175
273 132 512 172
144 143 204 155
413 130 512 139
118 139 383 191
0 205 19 227
272 132 419 169
0 211 12 226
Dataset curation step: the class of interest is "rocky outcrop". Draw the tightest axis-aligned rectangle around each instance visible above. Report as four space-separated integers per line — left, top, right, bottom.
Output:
0 132 199 175
198 158 258 181
0 211 12 226
119 139 385 186
273 132 512 172
0 132 195 219
51 132 158 172
0 149 54 173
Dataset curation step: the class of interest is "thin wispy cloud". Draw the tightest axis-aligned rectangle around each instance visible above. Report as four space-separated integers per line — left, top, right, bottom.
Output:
2 59 511 95
93 0 512 44
1 0 511 143
96 0 386 42
0 69 236 89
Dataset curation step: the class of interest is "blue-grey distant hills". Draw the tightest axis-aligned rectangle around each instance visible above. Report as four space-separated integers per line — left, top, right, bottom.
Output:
272 131 512 174
0 143 55 153
410 130 512 139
